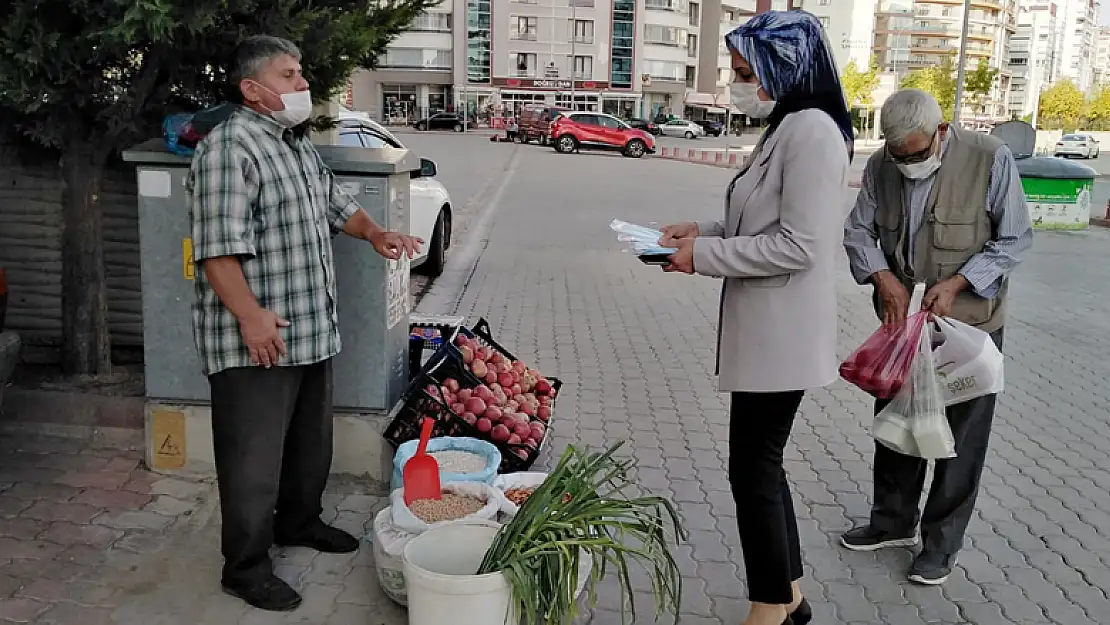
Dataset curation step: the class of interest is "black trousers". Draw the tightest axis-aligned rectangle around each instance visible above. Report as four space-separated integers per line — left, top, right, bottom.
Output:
729 390 805 605
209 359 334 584
869 329 1004 557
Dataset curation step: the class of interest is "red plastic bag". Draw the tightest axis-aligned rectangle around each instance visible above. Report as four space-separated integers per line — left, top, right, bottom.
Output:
840 312 929 399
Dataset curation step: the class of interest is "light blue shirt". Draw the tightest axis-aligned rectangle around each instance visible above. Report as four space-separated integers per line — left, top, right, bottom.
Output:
844 136 1034 298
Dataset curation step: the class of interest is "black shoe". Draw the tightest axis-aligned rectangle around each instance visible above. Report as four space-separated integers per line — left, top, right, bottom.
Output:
275 519 359 554
908 550 956 585
840 524 918 552
221 575 302 611
787 598 812 625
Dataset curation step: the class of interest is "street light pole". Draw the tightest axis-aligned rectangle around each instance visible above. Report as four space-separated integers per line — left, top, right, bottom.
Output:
952 0 972 125
570 0 577 110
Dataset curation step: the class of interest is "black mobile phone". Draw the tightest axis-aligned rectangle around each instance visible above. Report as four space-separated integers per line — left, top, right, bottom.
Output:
638 253 672 266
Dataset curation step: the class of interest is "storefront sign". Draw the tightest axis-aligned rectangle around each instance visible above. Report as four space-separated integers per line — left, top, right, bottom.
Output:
492 77 611 90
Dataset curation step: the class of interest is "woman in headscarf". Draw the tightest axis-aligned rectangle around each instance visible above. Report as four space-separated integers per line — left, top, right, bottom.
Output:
658 10 852 625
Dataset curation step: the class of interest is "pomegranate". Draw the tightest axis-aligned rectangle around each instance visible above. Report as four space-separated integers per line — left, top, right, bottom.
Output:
444 378 461 393
513 422 531 438
476 417 492 433
484 371 498 385
537 406 551 422
455 334 468 346
507 433 522 445
451 402 465 415
462 413 478 426
524 437 539 450
476 347 490 362
457 388 473 402
538 395 552 407
513 448 529 460
483 406 503 422
471 360 488 378
463 397 487 415
519 402 536 417
534 379 553 395
459 345 474 364
491 424 511 443
498 372 514 388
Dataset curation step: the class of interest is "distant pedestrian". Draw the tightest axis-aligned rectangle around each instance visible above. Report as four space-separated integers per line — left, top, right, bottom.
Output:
841 88 1032 584
658 10 853 625
505 116 519 141
186 35 422 611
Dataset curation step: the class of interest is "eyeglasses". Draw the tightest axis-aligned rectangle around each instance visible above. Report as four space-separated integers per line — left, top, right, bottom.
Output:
887 132 938 164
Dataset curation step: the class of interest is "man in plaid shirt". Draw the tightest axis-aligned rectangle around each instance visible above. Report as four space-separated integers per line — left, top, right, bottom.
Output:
186 35 422 611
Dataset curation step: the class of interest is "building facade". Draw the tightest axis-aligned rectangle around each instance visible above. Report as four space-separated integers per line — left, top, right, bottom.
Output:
1054 0 1101 92
798 0 880 72
1008 1 1061 120
1093 25 1110 86
873 0 1018 124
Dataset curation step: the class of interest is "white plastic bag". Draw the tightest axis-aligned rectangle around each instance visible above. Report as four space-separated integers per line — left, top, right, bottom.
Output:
371 508 415 606
874 321 956 460
491 472 549 517
609 219 677 256
931 317 1004 406
390 481 502 535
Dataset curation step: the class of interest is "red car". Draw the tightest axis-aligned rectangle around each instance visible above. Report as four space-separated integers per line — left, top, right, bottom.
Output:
550 112 655 158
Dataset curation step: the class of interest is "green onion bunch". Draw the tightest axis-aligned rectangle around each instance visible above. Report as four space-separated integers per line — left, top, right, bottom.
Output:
477 441 687 625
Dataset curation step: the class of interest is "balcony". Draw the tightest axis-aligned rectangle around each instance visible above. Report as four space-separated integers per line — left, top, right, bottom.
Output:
511 32 538 41
645 0 688 12
509 69 537 78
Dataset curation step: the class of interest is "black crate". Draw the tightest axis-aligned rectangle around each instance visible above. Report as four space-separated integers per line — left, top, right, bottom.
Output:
408 315 466 383
382 387 545 473
467 318 564 399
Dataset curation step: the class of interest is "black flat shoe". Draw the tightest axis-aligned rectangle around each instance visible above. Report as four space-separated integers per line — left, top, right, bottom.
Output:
275 520 359 554
221 575 302 611
789 598 812 625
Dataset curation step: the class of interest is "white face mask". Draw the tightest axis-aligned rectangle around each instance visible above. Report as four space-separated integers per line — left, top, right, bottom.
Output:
255 84 313 127
730 82 776 119
896 156 941 179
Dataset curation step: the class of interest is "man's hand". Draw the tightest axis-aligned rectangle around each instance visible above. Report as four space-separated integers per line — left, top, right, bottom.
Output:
663 238 696 274
873 271 911 326
659 222 699 247
922 275 970 318
239 309 291 368
370 231 423 260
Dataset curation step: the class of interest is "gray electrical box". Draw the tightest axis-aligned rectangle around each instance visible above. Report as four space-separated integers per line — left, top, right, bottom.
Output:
122 139 417 412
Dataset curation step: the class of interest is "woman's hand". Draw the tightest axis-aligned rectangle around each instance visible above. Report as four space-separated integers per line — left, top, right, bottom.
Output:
663 238 696 274
659 222 699 247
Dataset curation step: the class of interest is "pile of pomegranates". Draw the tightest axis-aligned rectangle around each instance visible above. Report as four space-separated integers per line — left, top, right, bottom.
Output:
423 334 558 460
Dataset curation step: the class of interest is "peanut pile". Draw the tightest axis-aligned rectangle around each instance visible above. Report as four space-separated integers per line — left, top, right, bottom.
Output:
504 487 535 506
410 493 485 523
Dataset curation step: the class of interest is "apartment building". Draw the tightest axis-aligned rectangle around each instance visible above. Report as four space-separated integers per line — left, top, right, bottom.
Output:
873 0 1018 122
796 0 879 72
639 0 698 116
1055 0 1101 92
1007 1 1061 119
1094 25 1110 86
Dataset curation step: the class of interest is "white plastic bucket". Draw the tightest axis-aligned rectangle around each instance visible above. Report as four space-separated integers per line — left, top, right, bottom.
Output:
402 520 518 625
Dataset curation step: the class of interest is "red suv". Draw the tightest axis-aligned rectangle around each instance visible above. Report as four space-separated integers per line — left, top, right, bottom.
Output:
550 112 655 158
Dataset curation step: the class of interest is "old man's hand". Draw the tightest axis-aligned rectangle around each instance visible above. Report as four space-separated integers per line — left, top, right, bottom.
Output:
663 238 696 274
922 275 970 318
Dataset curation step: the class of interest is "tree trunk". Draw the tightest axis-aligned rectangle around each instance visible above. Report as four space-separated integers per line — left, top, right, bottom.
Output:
60 140 112 375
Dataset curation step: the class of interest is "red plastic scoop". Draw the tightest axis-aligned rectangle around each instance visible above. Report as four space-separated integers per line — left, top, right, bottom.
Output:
403 418 442 506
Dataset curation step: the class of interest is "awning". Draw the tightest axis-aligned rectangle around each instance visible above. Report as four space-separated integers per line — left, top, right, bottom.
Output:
683 92 739 114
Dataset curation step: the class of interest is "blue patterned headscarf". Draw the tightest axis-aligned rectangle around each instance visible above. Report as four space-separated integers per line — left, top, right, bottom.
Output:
725 10 854 154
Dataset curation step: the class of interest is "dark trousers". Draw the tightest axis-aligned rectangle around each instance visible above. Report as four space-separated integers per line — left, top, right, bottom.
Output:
729 390 805 605
209 359 334 584
869 329 1004 557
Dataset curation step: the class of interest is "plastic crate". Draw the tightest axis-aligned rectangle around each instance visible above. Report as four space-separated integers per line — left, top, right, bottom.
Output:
382 387 546 473
408 315 466 382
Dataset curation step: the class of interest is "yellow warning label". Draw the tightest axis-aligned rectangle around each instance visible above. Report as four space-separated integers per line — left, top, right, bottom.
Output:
183 238 194 280
150 409 186 470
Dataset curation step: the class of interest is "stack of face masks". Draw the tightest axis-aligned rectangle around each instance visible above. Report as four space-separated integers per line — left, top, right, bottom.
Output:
609 219 677 256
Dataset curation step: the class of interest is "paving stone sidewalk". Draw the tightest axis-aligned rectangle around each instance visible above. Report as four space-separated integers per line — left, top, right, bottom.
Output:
4 143 1110 624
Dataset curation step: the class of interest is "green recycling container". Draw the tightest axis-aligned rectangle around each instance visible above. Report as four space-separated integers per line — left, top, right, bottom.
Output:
1015 157 1097 230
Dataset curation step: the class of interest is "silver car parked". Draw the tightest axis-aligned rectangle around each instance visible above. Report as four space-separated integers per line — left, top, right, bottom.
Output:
658 119 706 139
1054 133 1100 159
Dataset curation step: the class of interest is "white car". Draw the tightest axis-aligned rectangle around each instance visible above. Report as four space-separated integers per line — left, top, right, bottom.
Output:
1054 133 1100 159
335 112 453 276
658 119 706 139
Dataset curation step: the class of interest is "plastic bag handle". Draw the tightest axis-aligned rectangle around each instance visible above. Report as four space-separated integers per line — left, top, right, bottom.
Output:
908 282 926 315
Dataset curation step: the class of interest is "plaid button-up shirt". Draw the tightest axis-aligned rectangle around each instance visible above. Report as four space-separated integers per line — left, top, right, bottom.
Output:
186 106 361 376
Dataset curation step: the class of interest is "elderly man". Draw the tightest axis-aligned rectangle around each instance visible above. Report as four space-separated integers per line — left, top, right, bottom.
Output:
187 35 421 611
841 89 1033 585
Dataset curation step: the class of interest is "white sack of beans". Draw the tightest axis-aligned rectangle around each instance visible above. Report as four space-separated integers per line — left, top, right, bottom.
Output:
390 481 502 535
370 508 413 606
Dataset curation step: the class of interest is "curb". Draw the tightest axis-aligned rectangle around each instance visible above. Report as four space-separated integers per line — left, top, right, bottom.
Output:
1092 217 1109 228
651 147 864 187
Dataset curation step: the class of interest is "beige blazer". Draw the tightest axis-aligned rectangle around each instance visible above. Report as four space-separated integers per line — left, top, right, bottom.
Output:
692 108 850 393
